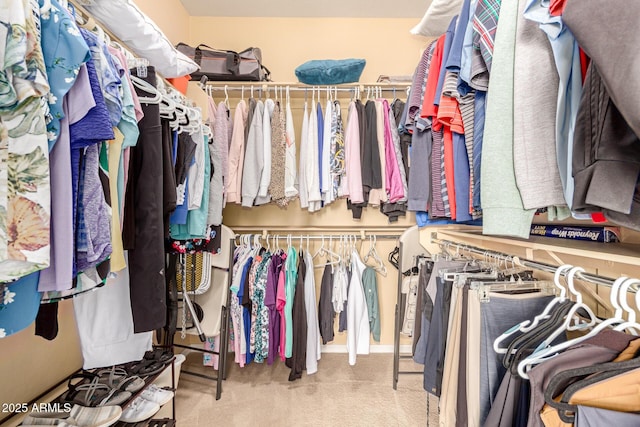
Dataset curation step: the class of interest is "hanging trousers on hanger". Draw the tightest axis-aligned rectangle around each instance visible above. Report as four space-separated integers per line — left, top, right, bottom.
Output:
124 67 167 333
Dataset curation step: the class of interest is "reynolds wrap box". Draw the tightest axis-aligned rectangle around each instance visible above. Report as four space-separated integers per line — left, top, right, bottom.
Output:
530 225 621 243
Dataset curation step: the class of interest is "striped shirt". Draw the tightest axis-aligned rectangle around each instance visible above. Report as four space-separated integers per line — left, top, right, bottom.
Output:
470 0 502 90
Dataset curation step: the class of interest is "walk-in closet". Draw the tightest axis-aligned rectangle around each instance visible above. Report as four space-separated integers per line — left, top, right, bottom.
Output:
1 0 639 426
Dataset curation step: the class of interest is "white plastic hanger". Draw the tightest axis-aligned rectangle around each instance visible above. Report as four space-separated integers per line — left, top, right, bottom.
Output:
363 235 387 276
520 264 573 332
534 266 596 343
516 266 601 379
493 264 573 354
314 236 341 270
130 75 162 104
515 276 629 379
312 235 325 261
564 266 600 331
613 278 640 335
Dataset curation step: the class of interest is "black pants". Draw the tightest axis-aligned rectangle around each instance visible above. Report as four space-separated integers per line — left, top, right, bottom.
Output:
125 67 167 333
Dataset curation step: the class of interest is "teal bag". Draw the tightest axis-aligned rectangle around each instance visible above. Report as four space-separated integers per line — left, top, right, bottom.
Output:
295 59 366 85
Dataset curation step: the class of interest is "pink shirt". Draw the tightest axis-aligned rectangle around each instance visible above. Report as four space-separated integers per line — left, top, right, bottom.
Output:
227 100 248 203
382 100 405 203
344 101 364 203
276 269 287 360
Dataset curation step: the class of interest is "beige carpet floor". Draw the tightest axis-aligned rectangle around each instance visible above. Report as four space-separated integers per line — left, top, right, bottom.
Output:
174 352 428 426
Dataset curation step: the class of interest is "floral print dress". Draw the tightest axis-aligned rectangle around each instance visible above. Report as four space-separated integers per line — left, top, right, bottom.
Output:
252 253 271 363
0 0 52 282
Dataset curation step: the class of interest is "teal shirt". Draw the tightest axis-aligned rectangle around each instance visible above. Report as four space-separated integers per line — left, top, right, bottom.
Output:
115 61 140 216
284 246 298 358
362 267 380 342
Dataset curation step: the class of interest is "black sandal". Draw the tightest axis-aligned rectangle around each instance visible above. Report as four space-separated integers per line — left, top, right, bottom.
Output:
123 358 167 377
143 348 174 364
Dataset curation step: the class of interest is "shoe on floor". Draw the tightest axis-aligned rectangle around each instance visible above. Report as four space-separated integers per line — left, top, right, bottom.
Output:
69 405 122 427
21 411 75 425
119 397 160 423
20 423 75 427
21 404 121 427
139 384 174 406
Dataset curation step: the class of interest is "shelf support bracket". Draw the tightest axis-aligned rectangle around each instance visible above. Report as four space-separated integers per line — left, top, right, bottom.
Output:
544 249 565 266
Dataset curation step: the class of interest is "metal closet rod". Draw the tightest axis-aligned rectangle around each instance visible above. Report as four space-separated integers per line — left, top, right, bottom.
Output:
235 233 401 240
205 82 410 90
431 237 627 290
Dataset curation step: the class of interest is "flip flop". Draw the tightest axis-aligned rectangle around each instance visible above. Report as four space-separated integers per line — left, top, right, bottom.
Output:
62 379 131 407
95 366 145 393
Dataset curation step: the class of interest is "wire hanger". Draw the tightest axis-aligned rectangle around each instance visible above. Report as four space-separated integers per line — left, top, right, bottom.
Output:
224 85 230 108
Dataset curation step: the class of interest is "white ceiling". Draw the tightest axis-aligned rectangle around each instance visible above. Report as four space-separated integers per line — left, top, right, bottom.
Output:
179 0 431 18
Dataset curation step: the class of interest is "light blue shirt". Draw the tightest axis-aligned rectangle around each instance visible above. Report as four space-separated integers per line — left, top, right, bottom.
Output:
40 0 90 150
446 0 473 73
459 0 480 93
170 132 211 239
524 0 588 218
80 29 123 127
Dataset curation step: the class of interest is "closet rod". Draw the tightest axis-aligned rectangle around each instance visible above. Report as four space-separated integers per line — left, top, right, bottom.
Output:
205 82 409 90
430 236 629 291
206 86 407 93
235 233 401 240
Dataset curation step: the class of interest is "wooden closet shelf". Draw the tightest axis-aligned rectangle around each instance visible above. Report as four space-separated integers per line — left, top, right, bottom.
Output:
422 228 640 268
